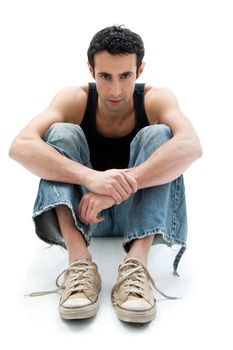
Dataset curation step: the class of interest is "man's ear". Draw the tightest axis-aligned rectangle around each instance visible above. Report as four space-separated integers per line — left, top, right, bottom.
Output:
87 63 95 78
137 62 145 78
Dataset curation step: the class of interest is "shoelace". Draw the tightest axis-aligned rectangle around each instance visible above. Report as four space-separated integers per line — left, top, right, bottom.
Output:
111 260 179 304
25 261 95 297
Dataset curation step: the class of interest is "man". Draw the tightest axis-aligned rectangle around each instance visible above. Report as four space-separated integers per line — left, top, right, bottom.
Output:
9 25 202 323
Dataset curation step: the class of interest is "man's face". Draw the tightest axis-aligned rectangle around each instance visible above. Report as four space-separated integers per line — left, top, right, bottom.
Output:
89 51 144 112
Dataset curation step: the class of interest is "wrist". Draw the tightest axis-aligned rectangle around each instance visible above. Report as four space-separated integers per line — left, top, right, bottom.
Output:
126 167 141 190
77 167 96 188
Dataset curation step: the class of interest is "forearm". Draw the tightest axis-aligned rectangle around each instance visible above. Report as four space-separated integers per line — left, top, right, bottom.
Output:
9 137 137 202
9 137 91 185
128 136 202 189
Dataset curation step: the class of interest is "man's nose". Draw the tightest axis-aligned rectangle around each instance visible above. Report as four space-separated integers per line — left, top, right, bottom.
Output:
109 81 122 97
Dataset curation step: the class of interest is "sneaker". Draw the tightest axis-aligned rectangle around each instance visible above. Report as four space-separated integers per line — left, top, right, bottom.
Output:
58 259 101 319
111 258 177 323
27 258 101 320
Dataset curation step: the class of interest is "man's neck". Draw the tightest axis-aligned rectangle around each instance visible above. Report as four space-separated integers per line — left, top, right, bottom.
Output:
97 97 134 124
96 97 135 138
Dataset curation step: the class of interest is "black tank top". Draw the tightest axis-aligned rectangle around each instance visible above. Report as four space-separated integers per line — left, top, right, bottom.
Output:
80 82 149 170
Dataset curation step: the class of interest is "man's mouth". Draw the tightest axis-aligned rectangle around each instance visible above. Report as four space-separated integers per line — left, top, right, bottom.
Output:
107 99 123 105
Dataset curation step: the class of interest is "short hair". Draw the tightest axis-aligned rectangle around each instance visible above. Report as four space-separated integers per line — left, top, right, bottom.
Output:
87 25 145 75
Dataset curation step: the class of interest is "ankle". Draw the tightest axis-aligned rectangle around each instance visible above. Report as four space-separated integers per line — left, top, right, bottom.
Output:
124 253 148 267
65 237 92 264
68 250 92 264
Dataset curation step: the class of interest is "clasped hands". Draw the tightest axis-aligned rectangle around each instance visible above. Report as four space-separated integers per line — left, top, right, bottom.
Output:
78 169 137 224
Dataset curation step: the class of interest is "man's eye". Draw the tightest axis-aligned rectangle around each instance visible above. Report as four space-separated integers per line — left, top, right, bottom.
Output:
121 74 132 79
100 75 111 80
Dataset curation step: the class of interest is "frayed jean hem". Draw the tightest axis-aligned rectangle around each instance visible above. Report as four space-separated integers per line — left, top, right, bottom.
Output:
33 202 91 248
122 228 186 276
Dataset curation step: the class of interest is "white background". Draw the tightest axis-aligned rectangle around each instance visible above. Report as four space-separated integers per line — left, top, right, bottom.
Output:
1 0 232 348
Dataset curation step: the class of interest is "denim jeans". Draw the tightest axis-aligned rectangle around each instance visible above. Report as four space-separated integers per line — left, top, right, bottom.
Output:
33 123 187 274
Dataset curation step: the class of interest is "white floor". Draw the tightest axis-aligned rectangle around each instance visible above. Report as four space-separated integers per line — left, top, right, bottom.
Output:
3 234 195 347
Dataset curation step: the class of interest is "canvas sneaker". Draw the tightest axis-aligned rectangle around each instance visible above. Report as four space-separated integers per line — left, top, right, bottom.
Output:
27 258 101 320
58 258 101 319
111 258 177 323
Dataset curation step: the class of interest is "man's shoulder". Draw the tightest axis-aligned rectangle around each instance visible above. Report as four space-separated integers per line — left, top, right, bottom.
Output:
144 85 178 108
144 85 178 123
49 84 90 123
53 85 88 107
55 84 89 102
144 85 172 98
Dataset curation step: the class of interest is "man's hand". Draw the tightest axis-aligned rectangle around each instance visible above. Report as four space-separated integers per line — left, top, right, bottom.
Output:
77 192 115 224
83 169 137 204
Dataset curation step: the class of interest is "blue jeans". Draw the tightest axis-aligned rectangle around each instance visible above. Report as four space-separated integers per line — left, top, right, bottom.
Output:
33 123 187 274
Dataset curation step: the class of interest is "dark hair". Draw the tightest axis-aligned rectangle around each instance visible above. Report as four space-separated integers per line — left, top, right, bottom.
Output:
87 25 145 75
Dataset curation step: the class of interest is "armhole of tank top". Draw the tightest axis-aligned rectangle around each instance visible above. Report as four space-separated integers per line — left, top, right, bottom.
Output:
135 83 145 94
135 83 149 129
81 82 96 127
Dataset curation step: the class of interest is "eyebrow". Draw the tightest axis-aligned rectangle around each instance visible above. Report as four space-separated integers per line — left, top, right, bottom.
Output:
97 71 134 77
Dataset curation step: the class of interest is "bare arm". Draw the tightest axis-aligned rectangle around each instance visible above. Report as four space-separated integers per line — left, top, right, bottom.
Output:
127 88 203 188
9 87 89 183
9 87 137 202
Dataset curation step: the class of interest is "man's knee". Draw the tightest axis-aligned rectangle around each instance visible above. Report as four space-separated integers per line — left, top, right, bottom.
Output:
142 124 172 140
44 123 85 143
43 122 90 162
133 124 172 149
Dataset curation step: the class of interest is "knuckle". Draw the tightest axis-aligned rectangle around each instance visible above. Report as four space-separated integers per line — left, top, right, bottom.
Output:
105 186 112 195
112 177 118 185
83 193 90 200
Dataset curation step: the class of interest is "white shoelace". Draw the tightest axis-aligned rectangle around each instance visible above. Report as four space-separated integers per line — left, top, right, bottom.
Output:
25 260 95 297
111 260 179 305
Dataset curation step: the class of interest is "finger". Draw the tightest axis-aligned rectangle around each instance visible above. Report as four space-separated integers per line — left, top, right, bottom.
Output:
77 201 89 224
105 173 135 202
79 198 90 223
77 198 83 218
118 169 138 193
107 179 132 203
112 181 130 200
106 185 123 204
89 216 105 224
122 172 138 193
117 171 137 193
96 216 105 223
85 200 95 222
87 202 104 224
112 172 137 199
88 203 102 223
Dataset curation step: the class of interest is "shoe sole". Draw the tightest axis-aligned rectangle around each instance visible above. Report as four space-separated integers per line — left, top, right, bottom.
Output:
114 304 156 323
59 300 99 320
